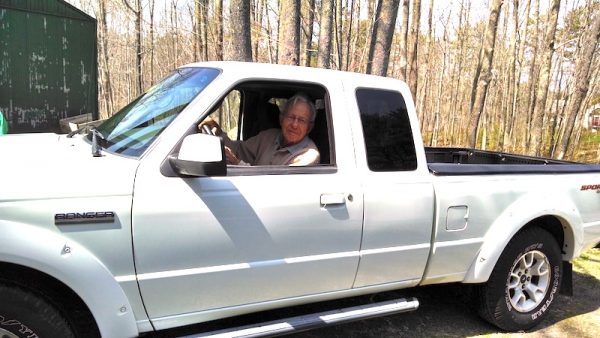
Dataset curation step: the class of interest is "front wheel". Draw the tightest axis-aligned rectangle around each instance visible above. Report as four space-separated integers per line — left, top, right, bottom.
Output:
0 283 75 338
477 227 562 331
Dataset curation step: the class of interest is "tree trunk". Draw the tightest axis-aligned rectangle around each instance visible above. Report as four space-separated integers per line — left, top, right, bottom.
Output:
431 16 448 147
264 0 276 63
194 0 205 61
317 0 334 68
509 0 532 151
523 0 541 150
448 0 470 145
334 0 343 69
278 0 300 65
98 0 114 118
407 0 421 97
252 0 262 60
215 0 224 60
418 0 434 130
135 0 142 93
399 0 410 81
344 0 356 71
148 0 155 84
122 0 143 95
557 12 600 159
302 0 316 67
367 0 401 76
228 0 253 61
528 0 560 156
502 0 519 151
467 0 504 148
548 53 565 157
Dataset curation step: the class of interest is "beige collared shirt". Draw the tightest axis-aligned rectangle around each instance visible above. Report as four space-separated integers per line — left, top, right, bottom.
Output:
224 129 320 166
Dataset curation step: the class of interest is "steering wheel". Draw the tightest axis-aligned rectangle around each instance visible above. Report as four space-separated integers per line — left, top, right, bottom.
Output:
201 124 215 135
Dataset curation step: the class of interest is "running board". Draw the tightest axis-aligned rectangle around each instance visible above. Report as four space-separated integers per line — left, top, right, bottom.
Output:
182 297 419 338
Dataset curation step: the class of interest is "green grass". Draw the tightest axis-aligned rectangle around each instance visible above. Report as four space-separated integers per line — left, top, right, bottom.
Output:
572 248 600 286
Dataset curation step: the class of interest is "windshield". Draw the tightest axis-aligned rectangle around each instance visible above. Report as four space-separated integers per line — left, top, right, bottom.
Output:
91 67 220 157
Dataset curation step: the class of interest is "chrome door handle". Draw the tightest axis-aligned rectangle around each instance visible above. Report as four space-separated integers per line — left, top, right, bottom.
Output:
320 193 347 206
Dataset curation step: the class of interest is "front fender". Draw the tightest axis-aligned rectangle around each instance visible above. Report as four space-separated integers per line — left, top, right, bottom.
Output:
0 220 139 338
462 192 582 284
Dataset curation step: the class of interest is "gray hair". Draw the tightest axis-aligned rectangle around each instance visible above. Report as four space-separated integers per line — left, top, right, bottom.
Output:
282 93 317 122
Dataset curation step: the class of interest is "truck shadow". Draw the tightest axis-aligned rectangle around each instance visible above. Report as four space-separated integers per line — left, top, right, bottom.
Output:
152 268 599 337
291 270 600 338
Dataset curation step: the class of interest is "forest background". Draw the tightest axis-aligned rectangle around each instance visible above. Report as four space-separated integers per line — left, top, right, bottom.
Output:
65 0 600 163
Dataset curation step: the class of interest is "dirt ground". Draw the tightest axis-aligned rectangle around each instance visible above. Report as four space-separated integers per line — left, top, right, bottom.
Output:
290 248 600 338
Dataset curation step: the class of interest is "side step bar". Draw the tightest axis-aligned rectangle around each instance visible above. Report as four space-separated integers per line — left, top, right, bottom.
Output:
183 297 419 338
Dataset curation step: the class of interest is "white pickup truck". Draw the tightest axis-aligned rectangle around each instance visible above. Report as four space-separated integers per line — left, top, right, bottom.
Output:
1 62 600 338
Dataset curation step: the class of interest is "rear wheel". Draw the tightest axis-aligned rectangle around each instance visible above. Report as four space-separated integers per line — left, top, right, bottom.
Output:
0 283 75 338
477 227 562 331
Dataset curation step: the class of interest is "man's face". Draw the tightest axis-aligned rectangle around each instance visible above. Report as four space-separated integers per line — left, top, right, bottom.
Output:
280 101 313 147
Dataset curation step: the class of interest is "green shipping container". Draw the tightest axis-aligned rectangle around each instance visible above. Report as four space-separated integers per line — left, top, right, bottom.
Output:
0 0 97 133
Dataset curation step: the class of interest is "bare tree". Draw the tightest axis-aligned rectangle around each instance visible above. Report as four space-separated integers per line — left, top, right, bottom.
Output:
194 0 208 61
215 0 224 60
508 0 532 151
278 0 300 65
397 0 410 81
467 0 504 148
301 0 316 67
252 0 264 60
418 0 435 129
228 0 252 61
502 0 521 151
148 0 156 84
98 0 114 118
407 0 421 96
528 0 561 156
122 0 143 95
523 0 541 149
367 0 401 76
317 0 334 68
447 0 470 145
556 12 600 159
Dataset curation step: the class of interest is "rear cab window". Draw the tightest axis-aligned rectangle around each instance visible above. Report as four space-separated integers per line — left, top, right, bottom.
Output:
355 88 417 171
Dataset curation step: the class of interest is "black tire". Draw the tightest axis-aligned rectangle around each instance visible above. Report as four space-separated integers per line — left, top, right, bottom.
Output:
0 283 75 338
477 227 562 331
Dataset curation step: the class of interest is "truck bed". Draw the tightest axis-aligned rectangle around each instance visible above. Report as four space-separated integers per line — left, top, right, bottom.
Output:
426 147 600 175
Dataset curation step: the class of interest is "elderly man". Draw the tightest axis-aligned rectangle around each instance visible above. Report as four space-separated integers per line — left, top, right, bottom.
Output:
201 93 320 166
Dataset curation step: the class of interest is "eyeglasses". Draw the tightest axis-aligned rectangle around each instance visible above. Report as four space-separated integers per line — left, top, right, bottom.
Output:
282 114 312 126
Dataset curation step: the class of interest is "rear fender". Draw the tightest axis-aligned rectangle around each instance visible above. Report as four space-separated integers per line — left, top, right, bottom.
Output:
0 220 139 338
462 192 581 284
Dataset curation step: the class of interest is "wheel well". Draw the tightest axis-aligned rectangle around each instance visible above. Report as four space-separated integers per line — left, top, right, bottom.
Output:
521 215 569 256
0 262 101 338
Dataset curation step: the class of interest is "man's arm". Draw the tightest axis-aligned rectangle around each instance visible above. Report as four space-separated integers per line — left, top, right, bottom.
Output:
288 148 320 166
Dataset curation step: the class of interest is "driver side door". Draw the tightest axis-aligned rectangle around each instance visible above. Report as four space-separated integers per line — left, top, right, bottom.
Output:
131 84 364 329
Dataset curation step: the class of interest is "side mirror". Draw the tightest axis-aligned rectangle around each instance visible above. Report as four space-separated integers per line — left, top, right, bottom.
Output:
169 134 226 177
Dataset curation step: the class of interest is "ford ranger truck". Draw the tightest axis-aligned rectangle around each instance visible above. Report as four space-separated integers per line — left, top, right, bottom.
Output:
1 61 600 338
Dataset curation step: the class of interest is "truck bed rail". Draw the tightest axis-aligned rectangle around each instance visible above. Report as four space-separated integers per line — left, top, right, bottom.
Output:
426 147 600 175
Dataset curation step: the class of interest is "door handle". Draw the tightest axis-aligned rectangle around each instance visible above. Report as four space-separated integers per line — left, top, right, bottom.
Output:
320 193 347 206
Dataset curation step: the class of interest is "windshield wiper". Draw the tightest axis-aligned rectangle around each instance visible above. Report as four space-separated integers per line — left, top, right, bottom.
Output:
90 128 105 157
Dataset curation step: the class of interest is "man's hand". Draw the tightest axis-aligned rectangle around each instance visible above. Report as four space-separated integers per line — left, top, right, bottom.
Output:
224 146 241 165
198 116 222 136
